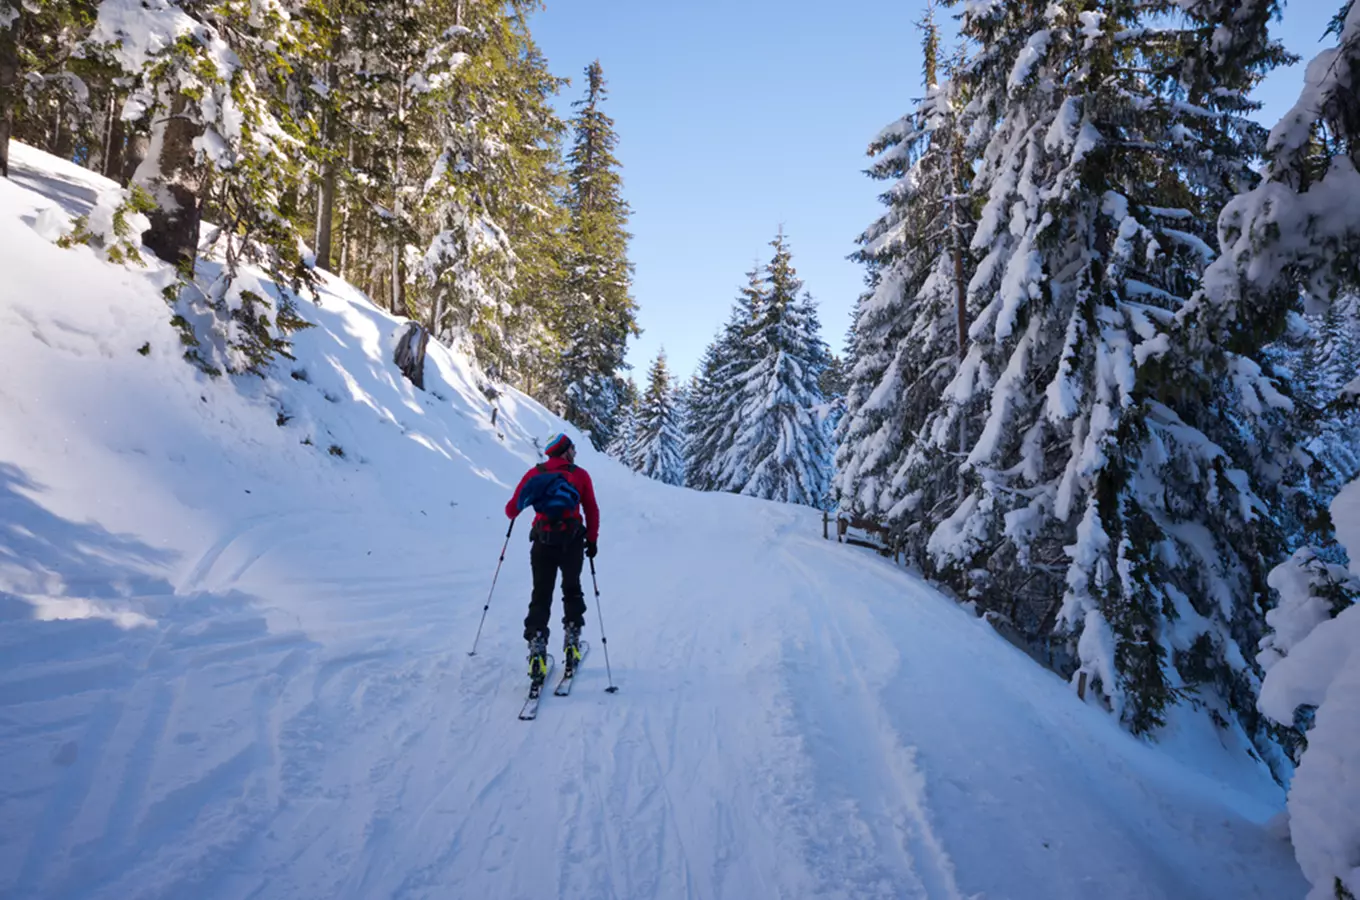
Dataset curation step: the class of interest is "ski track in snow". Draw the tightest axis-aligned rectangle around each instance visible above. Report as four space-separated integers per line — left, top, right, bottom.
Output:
0 142 1307 900
778 547 964 900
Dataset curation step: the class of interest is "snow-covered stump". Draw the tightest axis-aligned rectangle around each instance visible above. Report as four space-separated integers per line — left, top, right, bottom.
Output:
393 321 430 391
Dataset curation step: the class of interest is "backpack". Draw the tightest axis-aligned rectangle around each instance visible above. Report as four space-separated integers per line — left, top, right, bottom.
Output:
517 463 581 525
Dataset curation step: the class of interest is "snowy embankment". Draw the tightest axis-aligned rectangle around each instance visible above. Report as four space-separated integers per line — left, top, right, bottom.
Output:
0 143 1306 900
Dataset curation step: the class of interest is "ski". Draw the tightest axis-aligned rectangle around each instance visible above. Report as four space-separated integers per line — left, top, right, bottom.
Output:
554 641 590 696
518 655 554 721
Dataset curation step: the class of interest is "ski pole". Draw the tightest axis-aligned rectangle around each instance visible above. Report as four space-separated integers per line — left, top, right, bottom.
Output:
468 519 515 656
589 558 619 693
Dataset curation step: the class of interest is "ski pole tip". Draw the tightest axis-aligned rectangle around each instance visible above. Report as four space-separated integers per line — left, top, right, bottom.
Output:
605 686 619 694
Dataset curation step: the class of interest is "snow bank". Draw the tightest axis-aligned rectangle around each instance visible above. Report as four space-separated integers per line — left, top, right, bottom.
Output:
1336 477 1360 574
1260 603 1360 900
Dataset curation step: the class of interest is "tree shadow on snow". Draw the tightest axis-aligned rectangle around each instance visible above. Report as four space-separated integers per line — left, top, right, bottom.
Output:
8 151 103 219
0 462 178 654
0 462 320 900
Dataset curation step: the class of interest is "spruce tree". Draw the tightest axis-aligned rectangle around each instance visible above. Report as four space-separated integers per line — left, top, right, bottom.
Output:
718 233 831 507
911 0 1292 733
689 267 764 492
835 5 972 538
1209 10 1360 891
606 380 641 470
418 1 567 379
1 1 96 180
16 0 582 400
684 336 725 488
560 60 639 449
634 351 684 486
1277 299 1360 516
68 0 320 374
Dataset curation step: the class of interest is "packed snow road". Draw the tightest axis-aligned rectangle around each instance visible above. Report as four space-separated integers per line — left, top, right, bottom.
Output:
0 487 1304 900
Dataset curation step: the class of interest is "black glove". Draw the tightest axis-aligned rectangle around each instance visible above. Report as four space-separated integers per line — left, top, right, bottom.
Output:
586 540 598 559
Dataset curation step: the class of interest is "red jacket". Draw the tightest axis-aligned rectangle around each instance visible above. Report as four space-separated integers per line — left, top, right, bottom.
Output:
505 456 600 542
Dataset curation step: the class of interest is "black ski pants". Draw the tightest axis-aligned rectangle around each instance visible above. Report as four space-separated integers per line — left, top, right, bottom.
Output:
523 531 586 641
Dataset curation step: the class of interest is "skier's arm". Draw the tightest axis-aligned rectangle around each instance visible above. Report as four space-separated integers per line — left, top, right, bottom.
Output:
505 469 533 519
579 471 600 542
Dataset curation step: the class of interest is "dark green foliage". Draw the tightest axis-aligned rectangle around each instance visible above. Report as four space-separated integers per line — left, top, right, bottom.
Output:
25 0 591 396
633 351 683 485
559 61 639 449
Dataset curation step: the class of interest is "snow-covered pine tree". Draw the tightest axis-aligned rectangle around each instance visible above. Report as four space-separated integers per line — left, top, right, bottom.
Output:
294 0 359 277
606 379 641 470
0 0 103 180
73 0 320 375
686 269 763 491
560 61 639 449
834 4 973 549
17 0 596 406
500 39 571 395
917 0 1290 734
718 233 831 507
815 350 848 440
1311 298 1360 492
673 377 692 481
418 0 566 379
1194 5 1360 895
318 0 435 309
683 337 723 489
633 351 684 486
1275 298 1360 513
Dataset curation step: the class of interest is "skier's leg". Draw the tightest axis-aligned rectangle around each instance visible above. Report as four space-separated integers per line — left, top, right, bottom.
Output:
524 541 558 643
560 534 586 633
558 536 586 669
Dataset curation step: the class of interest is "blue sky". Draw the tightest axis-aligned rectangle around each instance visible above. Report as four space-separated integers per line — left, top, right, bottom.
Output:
530 1 1340 382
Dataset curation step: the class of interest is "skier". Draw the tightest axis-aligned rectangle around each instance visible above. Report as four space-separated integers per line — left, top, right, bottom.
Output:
505 433 599 685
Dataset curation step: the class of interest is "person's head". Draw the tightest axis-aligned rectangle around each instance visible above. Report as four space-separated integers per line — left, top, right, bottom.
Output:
545 432 575 463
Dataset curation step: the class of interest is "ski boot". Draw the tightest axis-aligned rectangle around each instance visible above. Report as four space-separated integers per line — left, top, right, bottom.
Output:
527 632 549 685
563 623 583 676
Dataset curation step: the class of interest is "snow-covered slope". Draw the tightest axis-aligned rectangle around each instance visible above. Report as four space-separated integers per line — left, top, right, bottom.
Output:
0 144 1306 900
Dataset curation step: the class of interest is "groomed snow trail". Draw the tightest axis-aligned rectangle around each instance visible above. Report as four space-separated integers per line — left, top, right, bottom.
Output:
0 144 1306 900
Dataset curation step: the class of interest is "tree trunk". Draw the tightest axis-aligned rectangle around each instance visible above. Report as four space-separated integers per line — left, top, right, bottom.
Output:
337 134 354 278
51 102 73 161
336 193 349 278
136 93 206 271
427 293 443 335
390 242 405 315
314 163 337 271
390 75 406 315
313 60 340 271
86 92 109 173
121 127 148 188
0 8 19 179
0 6 21 179
950 138 967 362
950 132 968 499
104 96 127 181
